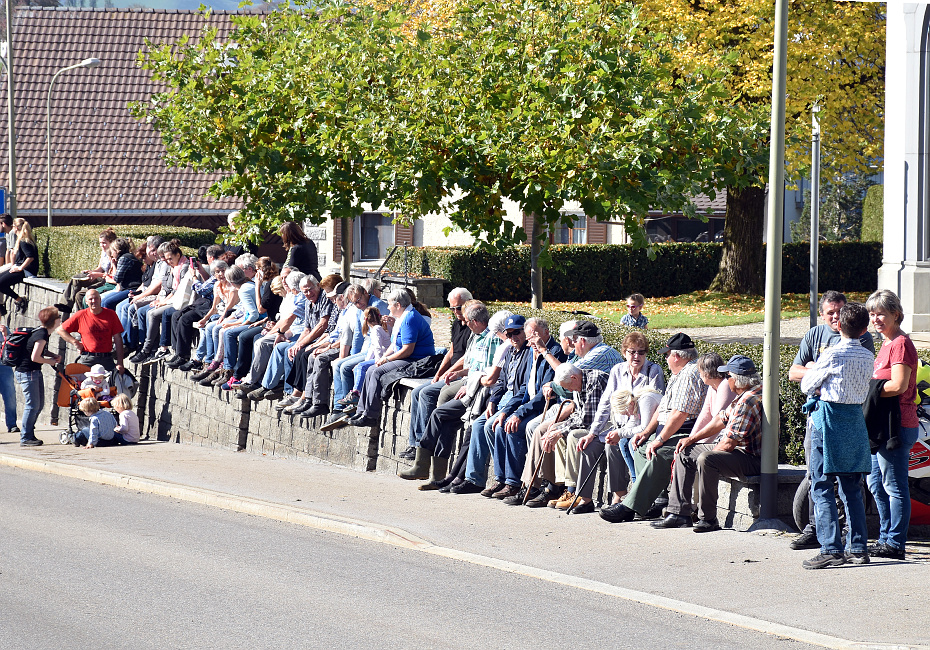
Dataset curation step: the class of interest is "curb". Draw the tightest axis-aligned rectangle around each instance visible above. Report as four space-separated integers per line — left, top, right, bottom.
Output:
2 452 926 650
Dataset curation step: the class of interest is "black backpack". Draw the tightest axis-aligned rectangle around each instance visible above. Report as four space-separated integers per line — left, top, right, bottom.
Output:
0 327 35 367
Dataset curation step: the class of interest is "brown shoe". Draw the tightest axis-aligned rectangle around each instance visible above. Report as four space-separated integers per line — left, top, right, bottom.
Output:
211 369 232 386
548 489 571 509
480 481 506 498
492 484 520 500
554 491 579 510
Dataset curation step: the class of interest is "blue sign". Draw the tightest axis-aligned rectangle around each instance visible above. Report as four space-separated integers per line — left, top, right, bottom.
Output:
0 188 5 213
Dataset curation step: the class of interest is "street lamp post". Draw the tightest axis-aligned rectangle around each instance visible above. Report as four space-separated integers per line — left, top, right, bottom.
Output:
46 57 101 228
809 104 821 328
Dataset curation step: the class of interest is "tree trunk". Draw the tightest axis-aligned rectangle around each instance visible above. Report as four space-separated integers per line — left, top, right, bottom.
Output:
530 216 543 309
340 217 353 281
708 185 766 294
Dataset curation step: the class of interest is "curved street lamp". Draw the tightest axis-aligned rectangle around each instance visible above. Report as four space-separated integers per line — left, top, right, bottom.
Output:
47 57 101 228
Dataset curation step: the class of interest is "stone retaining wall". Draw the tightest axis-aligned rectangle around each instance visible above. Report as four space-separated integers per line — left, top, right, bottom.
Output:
11 277 800 529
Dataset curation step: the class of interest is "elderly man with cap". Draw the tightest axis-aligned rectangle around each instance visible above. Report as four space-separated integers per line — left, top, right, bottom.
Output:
450 314 536 494
652 355 764 532
599 332 707 523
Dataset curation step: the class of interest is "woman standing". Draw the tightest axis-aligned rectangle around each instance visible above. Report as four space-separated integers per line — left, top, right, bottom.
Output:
0 220 38 315
279 222 320 281
15 306 62 446
866 289 919 560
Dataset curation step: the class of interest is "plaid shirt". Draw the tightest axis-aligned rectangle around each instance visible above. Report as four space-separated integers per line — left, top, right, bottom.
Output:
554 368 610 435
465 328 499 373
800 338 874 405
576 342 624 374
657 360 706 423
621 313 649 329
304 290 339 335
718 384 764 456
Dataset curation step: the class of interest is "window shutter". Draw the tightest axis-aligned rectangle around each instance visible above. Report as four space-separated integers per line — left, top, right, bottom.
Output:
522 212 535 244
394 219 414 246
333 218 342 263
586 217 607 244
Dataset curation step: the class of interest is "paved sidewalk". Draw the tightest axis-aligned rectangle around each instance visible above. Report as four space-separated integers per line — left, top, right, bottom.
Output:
3 424 928 649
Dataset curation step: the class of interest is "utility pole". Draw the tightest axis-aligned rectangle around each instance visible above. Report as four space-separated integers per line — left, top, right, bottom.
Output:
5 0 16 218
809 104 821 328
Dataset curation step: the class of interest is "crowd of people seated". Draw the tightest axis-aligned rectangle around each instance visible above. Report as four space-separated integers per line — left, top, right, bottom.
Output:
5 220 920 569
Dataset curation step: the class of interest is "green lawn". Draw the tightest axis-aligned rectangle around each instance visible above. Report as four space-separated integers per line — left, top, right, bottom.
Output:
439 291 870 330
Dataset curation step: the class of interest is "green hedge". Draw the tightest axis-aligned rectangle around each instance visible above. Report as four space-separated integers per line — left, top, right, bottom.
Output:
388 242 882 302
861 184 883 242
485 303 930 465
33 225 216 281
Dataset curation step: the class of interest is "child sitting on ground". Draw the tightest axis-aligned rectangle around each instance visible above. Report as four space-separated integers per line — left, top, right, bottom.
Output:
74 396 119 449
620 293 648 329
799 302 875 569
111 393 140 445
79 364 110 401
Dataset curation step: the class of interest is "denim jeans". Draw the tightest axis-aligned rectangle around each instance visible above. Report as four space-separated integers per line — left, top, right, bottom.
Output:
116 298 135 348
334 352 366 403
620 438 637 483
15 369 44 442
159 307 177 347
101 289 130 311
261 340 295 389
0 364 18 430
867 425 919 551
352 360 376 392
465 392 513 486
409 381 444 447
222 324 252 370
493 413 530 486
809 425 867 554
194 314 220 361
135 303 153 347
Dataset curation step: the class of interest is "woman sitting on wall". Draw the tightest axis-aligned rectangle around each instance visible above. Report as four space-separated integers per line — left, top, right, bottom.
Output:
101 237 144 311
0 220 38 316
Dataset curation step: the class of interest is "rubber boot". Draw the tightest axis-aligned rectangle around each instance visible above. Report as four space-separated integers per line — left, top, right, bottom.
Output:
398 447 430 480
418 455 450 491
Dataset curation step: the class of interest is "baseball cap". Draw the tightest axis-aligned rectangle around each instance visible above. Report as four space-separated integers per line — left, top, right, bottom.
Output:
566 321 600 338
326 281 350 299
658 332 695 356
504 315 526 331
717 354 757 375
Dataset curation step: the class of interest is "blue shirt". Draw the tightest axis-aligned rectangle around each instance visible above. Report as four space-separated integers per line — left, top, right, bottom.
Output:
621 313 649 329
395 308 435 361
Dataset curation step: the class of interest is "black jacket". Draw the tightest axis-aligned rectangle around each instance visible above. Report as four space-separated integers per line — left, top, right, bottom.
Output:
863 378 902 452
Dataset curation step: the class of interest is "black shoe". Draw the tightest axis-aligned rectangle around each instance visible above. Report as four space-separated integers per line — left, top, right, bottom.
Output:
439 479 462 494
398 446 416 460
802 552 846 570
568 500 595 515
20 437 42 447
449 480 483 495
790 528 820 550
179 360 202 372
845 551 870 565
527 484 563 508
503 486 537 506
652 513 693 529
644 498 668 520
599 503 636 523
869 542 906 560
348 415 379 428
247 387 268 401
319 413 351 432
8 426 20 433
166 356 187 369
263 388 285 401
129 352 149 364
302 405 329 419
15 297 28 314
693 519 721 533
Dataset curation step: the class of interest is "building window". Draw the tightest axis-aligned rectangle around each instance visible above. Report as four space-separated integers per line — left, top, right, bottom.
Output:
357 212 395 260
553 214 587 244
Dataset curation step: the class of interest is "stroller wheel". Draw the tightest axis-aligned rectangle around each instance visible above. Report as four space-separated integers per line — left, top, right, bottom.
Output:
59 430 72 445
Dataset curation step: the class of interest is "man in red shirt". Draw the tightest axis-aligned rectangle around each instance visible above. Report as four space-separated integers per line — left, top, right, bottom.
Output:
57 288 125 374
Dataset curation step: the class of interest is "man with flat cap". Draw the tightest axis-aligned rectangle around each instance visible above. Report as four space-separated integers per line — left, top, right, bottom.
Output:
600 332 707 523
652 354 764 532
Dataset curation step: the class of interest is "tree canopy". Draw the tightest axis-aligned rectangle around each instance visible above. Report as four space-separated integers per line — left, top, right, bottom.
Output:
132 0 757 252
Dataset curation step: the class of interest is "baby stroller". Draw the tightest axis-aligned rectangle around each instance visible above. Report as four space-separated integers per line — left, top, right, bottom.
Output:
55 363 136 445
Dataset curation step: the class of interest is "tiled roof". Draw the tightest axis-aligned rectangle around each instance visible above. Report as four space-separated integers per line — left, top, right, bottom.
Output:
0 8 244 218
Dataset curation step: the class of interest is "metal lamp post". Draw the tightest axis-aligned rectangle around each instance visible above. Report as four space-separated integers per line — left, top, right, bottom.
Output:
809 104 821 328
46 57 101 228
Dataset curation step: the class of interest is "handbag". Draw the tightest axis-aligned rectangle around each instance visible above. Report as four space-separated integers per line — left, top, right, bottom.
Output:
171 261 197 310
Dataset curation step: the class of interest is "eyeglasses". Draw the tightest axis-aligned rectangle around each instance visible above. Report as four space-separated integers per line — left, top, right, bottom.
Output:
627 349 647 356
626 304 638 309
301 288 316 295
451 305 463 312
505 329 524 338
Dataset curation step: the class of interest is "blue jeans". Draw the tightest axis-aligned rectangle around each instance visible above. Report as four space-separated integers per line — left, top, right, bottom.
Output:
620 438 637 483
261 340 295 389
135 303 153 347
101 289 130 311
809 426 868 554
159 307 177 347
194 314 220 361
334 352 366 403
352 359 375 392
222 324 252 370
0 364 18 430
116 298 135 348
14 369 44 442
409 381 444 447
867 425 919 551
465 393 513 486
494 414 530 486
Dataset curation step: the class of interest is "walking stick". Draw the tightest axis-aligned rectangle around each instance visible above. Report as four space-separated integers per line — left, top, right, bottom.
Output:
566 448 607 515
522 399 568 505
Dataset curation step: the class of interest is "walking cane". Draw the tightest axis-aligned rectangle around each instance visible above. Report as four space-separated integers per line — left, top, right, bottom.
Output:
566 448 607 515
522 399 568 505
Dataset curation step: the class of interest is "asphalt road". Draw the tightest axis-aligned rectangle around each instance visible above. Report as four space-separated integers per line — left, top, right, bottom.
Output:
0 466 816 650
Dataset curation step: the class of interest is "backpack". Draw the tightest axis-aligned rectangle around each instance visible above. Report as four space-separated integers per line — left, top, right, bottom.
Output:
0 327 36 367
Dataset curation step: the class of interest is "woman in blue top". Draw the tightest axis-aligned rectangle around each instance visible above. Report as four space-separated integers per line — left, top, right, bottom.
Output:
348 289 435 428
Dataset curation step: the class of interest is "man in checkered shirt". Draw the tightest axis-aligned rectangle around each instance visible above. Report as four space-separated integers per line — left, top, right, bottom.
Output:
600 333 708 523
652 354 764 532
